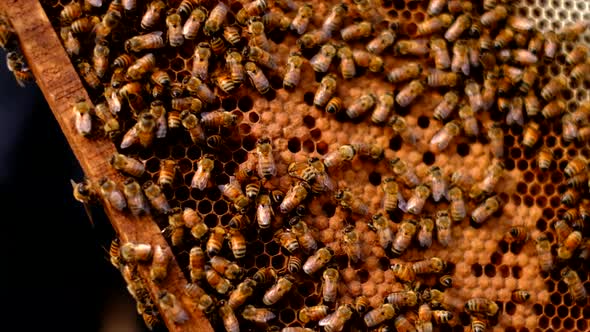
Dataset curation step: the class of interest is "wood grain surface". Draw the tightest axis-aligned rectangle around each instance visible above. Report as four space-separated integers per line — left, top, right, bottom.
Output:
0 1 213 331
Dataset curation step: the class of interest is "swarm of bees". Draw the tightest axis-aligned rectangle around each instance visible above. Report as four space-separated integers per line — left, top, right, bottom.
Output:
15 0 590 330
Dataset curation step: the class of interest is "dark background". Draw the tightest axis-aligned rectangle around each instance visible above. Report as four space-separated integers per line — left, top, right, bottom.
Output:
0 52 150 331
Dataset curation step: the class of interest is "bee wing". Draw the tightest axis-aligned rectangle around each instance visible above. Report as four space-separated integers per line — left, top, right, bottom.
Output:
75 112 92 136
191 168 206 190
319 311 336 327
120 125 139 149
397 191 408 212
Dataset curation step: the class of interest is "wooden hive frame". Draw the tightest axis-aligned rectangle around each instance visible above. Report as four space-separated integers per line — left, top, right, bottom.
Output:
0 0 213 331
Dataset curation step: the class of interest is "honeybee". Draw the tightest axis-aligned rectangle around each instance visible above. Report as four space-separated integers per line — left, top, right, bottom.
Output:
572 61 590 81
509 289 531 304
180 7 206 39
540 74 567 101
120 242 153 263
406 185 430 215
244 61 270 95
319 268 339 303
386 290 418 309
121 178 149 216
225 278 256 310
142 181 171 215
71 99 94 137
279 182 309 214
334 46 355 80
343 93 374 119
96 177 126 211
319 304 353 332
241 305 276 324
416 303 433 332
190 155 214 190
188 246 206 282
203 1 228 36
280 52 305 90
540 30 560 60
471 196 501 224
558 230 582 259
157 291 189 324
444 13 471 42
299 305 329 323
302 247 332 275
384 62 420 84
434 209 451 246
125 31 165 53
205 264 233 295
390 115 417 145
179 110 205 143
391 262 416 284
77 60 101 90
247 19 270 52
60 27 80 57
413 257 446 275
428 166 449 202
427 69 459 88
213 302 238 332
370 213 395 249
465 298 499 317
567 172 588 188
367 92 395 124
417 216 434 248
335 189 369 216
388 158 417 188
235 0 267 25
447 186 466 222
351 49 383 72
148 100 167 138
254 137 277 179
486 124 504 160
396 79 425 107
263 276 294 305
395 39 429 56
450 40 470 75
480 5 508 27
59 1 82 24
428 38 450 70
245 45 277 71
321 3 347 38
504 226 528 244
140 0 166 30
340 21 372 42
535 235 554 272
211 255 244 281
308 43 337 73
541 99 565 120
322 144 354 169
342 226 362 263
71 15 100 34
288 3 312 35
432 310 453 325
518 122 541 150
203 225 225 257
281 328 314 332
469 315 488 332
564 157 587 177
291 217 318 254
561 267 588 303
458 105 479 137
190 42 211 81
391 220 417 256
559 20 590 41
470 160 504 199
149 245 171 283
430 120 461 152
219 176 249 212
433 91 459 121
362 303 396 328
439 275 453 288
110 153 144 178
554 219 573 243
365 30 395 55
417 14 453 36
275 228 299 253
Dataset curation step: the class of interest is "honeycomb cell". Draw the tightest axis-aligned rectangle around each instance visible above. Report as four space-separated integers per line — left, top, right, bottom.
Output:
238 96 253 112
456 143 470 157
248 112 260 123
302 139 315 153
484 264 496 277
242 135 257 151
287 137 301 153
417 115 429 128
499 265 510 278
310 128 322 140
578 319 589 330
471 263 483 277
389 136 403 151
271 255 285 270
198 200 212 215
539 316 549 328
533 303 543 315
368 171 381 186
265 241 280 256
505 302 516 315
511 266 523 279
175 186 190 201
316 141 329 154
422 151 435 165
146 158 160 173
255 254 269 267
551 316 562 329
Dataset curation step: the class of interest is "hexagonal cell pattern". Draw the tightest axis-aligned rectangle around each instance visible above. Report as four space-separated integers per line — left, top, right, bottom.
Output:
39 0 590 331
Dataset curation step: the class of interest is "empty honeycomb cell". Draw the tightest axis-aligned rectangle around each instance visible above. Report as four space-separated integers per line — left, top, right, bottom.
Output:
146 158 160 173
278 308 295 325
265 241 279 256
539 316 549 328
422 151 435 165
484 264 497 277
456 143 470 157
551 316 562 329
471 263 483 277
175 186 190 201
271 255 285 270
505 302 517 316
302 139 315 153
557 304 569 318
550 196 561 208
517 182 528 195
417 115 429 129
578 319 589 330
287 137 301 153
237 96 253 112
523 195 534 207
303 115 316 129
517 160 529 171
248 112 259 123
198 200 212 215
498 240 510 254
213 200 228 215
255 254 270 268
511 194 522 205
512 266 523 279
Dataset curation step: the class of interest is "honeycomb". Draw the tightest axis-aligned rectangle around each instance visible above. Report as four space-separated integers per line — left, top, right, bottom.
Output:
17 0 590 331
